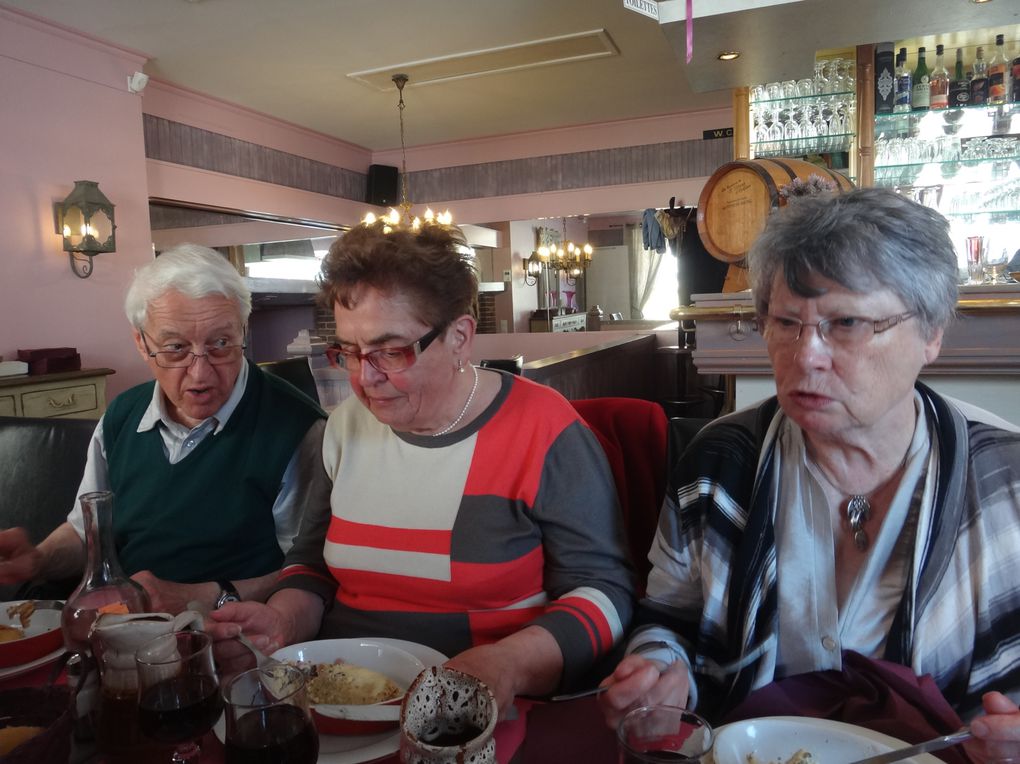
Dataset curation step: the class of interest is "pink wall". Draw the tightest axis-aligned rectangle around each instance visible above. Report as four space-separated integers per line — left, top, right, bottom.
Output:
0 8 152 398
1 7 731 407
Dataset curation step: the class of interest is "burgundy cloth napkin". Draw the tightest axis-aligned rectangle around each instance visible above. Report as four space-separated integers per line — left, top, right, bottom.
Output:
722 651 972 764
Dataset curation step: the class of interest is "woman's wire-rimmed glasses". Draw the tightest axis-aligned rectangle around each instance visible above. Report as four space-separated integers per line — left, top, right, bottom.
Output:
758 312 915 348
327 324 445 373
140 331 246 368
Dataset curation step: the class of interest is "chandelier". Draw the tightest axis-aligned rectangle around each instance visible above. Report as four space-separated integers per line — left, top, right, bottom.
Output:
363 74 454 233
524 218 593 286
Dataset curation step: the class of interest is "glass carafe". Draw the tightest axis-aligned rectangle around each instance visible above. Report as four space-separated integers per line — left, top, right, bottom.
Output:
60 491 151 655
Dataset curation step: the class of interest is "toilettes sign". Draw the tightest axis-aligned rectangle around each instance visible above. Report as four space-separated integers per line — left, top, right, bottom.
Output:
623 0 659 21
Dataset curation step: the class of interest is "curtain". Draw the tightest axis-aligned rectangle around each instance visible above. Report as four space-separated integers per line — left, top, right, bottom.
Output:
626 223 665 319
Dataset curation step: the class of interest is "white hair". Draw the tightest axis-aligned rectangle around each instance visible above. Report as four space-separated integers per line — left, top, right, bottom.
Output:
124 243 251 329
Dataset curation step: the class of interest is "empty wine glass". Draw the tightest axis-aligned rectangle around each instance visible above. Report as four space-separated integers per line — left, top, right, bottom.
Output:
223 665 319 764
982 245 1010 284
136 630 222 763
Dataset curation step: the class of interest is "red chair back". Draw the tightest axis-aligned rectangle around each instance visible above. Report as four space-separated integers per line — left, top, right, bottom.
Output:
570 397 667 588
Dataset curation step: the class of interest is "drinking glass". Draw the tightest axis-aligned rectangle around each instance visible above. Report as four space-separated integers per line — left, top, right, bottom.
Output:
136 630 223 763
982 245 1010 284
617 706 713 763
222 665 319 764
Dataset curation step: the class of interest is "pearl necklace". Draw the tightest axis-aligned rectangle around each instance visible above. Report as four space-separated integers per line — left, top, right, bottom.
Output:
432 364 479 437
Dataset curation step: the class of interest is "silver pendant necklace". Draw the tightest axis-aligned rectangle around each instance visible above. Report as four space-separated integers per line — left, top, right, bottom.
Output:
432 364 479 437
846 494 872 551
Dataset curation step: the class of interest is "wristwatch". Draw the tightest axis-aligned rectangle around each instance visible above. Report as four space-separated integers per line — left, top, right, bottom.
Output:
214 580 241 609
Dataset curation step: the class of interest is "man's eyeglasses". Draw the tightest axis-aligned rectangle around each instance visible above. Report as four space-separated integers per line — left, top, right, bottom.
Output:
758 312 915 349
141 331 247 369
327 325 444 374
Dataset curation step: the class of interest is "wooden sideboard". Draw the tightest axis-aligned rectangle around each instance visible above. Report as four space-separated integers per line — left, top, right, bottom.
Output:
529 313 588 333
0 368 114 419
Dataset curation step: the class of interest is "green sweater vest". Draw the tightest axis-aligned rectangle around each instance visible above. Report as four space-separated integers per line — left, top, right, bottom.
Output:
103 362 324 583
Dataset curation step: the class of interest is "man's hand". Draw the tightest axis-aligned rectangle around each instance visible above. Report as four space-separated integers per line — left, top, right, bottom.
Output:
597 654 691 731
965 692 1020 764
206 601 293 678
205 590 324 679
0 528 42 585
131 570 216 615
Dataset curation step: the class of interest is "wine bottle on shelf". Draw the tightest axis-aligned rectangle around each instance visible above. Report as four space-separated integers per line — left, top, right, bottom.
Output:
986 33 1008 104
949 48 971 107
930 44 949 109
970 46 989 105
911 46 930 110
894 48 912 112
874 42 896 114
1012 49 1020 103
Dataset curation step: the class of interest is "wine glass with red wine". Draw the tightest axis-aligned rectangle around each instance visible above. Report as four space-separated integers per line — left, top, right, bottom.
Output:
617 706 714 763
222 664 319 764
136 630 223 763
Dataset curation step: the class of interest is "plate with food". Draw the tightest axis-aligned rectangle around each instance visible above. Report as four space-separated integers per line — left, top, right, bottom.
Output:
0 601 65 675
272 638 426 736
215 637 447 764
712 716 944 764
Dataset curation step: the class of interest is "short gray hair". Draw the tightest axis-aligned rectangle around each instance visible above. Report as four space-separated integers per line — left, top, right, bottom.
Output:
747 187 958 339
124 244 251 329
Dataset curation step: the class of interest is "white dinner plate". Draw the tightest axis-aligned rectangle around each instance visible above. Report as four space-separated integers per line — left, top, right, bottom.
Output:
713 716 944 764
215 637 447 764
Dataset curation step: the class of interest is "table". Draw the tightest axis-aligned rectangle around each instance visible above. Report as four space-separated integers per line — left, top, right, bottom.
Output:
0 658 619 763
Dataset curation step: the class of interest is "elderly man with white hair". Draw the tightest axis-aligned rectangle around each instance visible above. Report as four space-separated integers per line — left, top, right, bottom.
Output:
0 244 328 613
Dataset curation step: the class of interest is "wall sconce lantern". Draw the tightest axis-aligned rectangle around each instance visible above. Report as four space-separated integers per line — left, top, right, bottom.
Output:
54 180 116 278
523 250 548 286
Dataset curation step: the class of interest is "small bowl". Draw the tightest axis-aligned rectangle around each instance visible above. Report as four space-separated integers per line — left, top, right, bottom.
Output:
0 602 63 669
271 638 425 736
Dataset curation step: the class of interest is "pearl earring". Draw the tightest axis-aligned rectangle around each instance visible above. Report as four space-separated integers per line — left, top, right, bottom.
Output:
457 359 465 373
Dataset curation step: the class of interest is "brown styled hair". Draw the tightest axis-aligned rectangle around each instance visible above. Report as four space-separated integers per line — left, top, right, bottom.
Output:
318 223 479 328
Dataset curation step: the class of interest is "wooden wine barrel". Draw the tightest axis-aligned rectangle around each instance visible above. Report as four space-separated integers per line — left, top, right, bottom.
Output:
696 158 854 277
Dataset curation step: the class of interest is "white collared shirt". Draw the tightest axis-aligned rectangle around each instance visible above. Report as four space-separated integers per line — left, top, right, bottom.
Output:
773 393 932 675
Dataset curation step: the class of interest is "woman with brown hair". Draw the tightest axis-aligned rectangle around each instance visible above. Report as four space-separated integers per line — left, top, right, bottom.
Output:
210 221 635 715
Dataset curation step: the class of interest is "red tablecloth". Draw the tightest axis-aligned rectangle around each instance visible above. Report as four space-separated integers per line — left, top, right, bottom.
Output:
0 657 618 763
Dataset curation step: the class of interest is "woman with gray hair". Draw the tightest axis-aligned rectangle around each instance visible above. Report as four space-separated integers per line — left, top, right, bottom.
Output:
599 188 1020 763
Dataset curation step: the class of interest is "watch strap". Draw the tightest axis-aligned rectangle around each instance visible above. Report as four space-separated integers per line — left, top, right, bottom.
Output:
215 579 240 609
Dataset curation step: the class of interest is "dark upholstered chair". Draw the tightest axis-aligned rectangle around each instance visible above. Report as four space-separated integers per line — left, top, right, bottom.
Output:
479 356 524 375
0 416 97 600
258 357 320 404
570 398 668 588
667 416 713 467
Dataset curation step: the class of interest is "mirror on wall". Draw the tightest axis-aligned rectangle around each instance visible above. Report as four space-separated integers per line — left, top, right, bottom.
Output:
149 199 343 282
536 208 728 322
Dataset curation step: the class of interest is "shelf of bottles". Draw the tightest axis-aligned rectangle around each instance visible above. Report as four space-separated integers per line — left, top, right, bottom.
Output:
873 33 1019 269
749 57 857 163
874 104 1020 222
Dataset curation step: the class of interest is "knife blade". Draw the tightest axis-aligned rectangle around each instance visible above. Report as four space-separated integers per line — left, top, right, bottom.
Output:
847 727 971 764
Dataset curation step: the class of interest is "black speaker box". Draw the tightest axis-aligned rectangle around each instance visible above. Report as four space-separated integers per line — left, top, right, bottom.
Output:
366 164 399 207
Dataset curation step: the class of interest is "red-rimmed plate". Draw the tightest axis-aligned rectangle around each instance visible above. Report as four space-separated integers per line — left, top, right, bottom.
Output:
0 601 64 669
214 638 447 764
273 638 426 736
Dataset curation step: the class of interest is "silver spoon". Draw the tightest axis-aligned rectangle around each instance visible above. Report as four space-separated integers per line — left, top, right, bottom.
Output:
232 631 283 670
846 727 972 764
548 685 609 702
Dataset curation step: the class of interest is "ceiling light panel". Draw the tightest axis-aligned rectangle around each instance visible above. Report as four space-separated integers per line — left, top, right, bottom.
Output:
348 30 619 91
